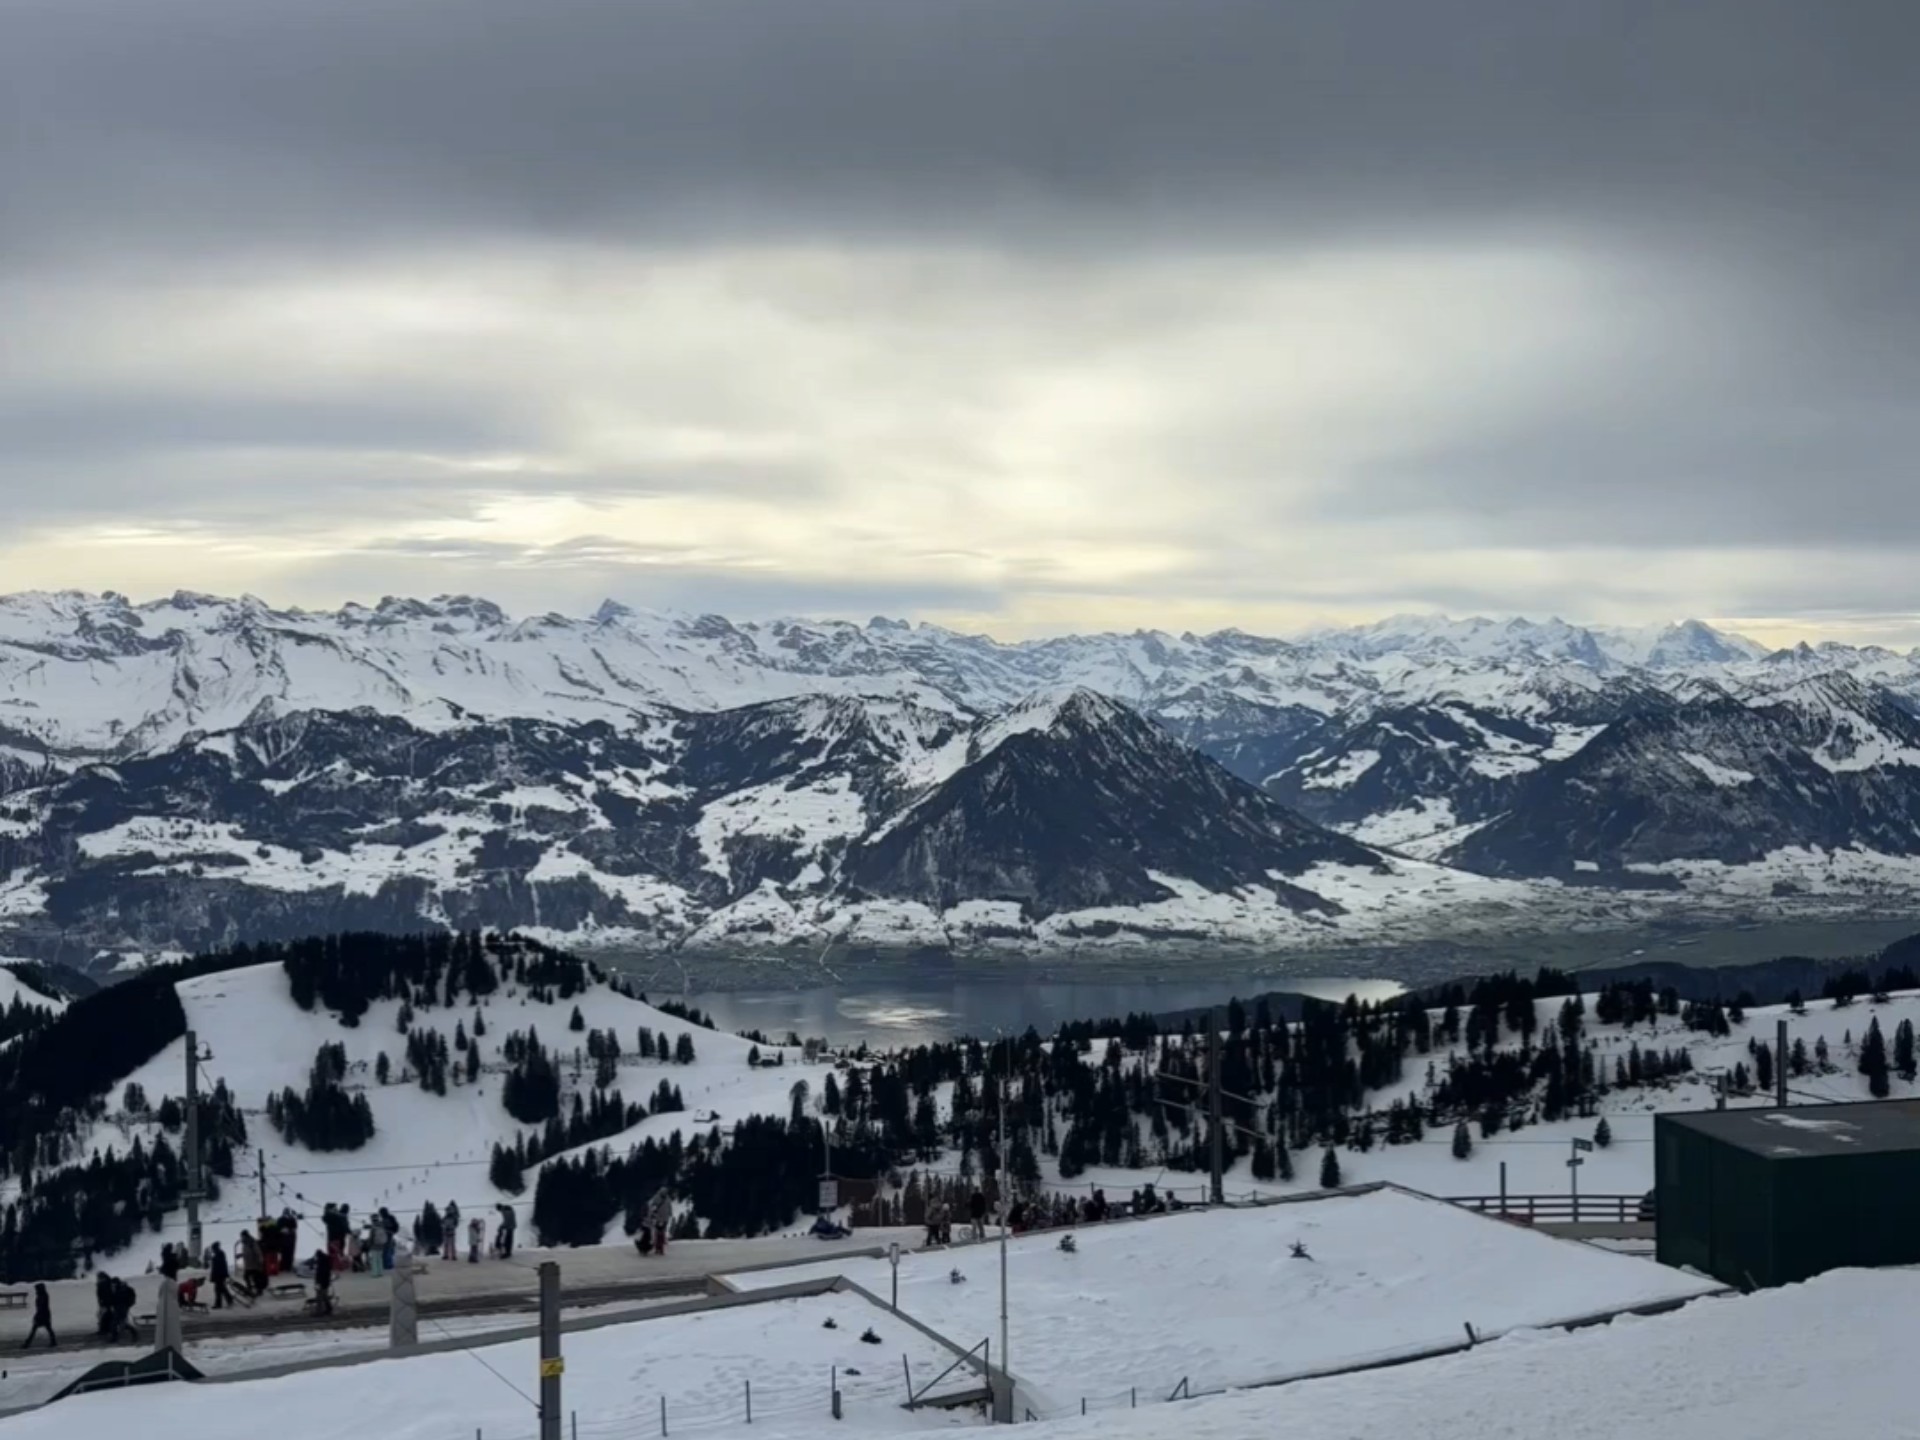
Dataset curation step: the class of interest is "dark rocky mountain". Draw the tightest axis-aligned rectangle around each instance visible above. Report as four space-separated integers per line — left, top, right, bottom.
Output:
1446 691 1920 878
842 690 1380 917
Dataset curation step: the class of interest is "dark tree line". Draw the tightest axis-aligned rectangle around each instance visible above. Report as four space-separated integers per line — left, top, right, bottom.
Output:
267 1043 375 1151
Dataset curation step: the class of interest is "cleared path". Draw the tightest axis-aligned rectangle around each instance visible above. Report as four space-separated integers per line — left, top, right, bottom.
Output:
0 1230 920 1354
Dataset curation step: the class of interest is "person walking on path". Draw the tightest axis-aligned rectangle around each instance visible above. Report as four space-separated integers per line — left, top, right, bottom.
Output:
646 1187 673 1256
364 1216 385 1278
494 1204 516 1259
379 1208 399 1271
467 1214 484 1264
208 1241 235 1310
21 1283 54 1349
443 1202 461 1263
238 1231 266 1298
968 1190 987 1242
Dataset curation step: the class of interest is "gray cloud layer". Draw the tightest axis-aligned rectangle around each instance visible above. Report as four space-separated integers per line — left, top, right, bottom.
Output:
4 1 1920 637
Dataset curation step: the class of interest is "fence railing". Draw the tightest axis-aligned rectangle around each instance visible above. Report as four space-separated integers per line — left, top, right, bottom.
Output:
1445 1193 1648 1224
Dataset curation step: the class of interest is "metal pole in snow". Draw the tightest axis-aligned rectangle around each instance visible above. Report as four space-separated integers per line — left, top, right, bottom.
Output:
1777 1017 1789 1107
1498 1160 1507 1216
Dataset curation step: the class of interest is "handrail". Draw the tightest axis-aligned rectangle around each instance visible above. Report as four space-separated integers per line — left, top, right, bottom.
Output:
904 1336 991 1408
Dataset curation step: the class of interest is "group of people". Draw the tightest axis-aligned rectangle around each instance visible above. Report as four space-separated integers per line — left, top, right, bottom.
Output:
919 1184 1160 1246
441 1201 519 1262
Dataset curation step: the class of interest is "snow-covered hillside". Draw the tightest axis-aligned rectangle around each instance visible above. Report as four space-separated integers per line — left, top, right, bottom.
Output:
15 943 839 1272
1017 984 1920 1210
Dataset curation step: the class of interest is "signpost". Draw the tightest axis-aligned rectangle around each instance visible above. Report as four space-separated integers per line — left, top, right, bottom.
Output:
818 1177 839 1212
888 1241 902 1308
1568 1137 1593 1222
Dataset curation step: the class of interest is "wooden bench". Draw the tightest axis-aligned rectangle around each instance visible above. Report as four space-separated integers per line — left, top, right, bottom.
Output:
0 1291 26 1310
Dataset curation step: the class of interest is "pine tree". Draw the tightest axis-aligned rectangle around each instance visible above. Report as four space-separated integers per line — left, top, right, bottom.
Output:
1860 1017 1891 1099
569 1006 585 1033
1319 1148 1341 1189
1896 1019 1917 1082
1593 1117 1612 1149
675 1033 696 1065
376 1052 391 1085
1451 1120 1472 1159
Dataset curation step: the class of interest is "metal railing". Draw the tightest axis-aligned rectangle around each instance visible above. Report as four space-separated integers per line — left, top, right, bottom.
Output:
1446 1193 1647 1224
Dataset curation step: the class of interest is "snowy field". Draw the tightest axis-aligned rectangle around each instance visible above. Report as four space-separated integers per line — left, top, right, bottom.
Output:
979 1267 1920 1440
723 1189 1721 1418
67 961 844 1270
0 1291 981 1440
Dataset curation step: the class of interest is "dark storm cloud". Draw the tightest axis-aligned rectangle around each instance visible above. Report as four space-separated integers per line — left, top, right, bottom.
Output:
5 0 1917 260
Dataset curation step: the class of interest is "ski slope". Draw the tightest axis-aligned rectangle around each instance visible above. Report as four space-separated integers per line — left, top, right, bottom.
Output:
723 1188 1721 1417
59 961 840 1270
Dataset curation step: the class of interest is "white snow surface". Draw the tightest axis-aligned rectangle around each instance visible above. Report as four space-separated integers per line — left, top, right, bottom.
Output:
723 1188 1720 1417
957 1267 1920 1440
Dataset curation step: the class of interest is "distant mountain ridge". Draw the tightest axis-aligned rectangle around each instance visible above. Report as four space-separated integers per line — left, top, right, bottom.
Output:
6 590 1920 969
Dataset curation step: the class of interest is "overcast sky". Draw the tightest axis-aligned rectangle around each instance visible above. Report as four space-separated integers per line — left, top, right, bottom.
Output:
4 1 1919 645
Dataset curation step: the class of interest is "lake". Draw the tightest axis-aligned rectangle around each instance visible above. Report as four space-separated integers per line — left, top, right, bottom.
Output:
669 975 1405 1049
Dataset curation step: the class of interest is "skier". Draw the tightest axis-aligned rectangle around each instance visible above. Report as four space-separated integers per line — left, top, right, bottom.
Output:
494 1203 516 1258
968 1190 987 1241
443 1202 461 1263
467 1214 485 1264
379 1208 400 1270
21 1282 54 1349
208 1241 235 1310
646 1187 673 1256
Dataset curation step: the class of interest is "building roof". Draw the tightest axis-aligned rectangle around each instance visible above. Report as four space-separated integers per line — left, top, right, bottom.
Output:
1660 1100 1920 1159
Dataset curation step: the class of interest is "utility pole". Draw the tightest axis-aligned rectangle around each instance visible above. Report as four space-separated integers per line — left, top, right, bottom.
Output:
998 1068 1009 1390
538 1262 563 1440
1776 1018 1789 1108
1207 1010 1224 1206
184 1029 206 1265
257 1148 269 1223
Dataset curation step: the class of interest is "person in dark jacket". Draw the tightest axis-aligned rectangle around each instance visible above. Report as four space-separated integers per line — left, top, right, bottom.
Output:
95 1273 115 1338
208 1241 234 1310
22 1282 54 1349
108 1277 137 1343
494 1204 516 1258
158 1243 182 1281
310 1249 334 1315
968 1190 988 1241
442 1202 461 1262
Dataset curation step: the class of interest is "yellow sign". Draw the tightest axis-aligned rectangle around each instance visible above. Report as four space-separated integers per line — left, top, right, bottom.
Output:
539 1358 565 1379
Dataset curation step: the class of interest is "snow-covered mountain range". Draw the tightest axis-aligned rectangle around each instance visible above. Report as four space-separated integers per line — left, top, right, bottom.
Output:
6 590 1920 968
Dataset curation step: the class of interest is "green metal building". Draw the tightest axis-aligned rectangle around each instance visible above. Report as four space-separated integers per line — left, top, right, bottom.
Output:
1655 1099 1920 1288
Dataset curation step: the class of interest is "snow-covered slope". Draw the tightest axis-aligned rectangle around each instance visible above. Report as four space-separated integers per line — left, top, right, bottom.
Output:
26 948 834 1273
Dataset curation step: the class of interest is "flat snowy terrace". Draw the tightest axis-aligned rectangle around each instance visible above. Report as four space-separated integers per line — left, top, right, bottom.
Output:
933 1267 1920 1440
723 1188 1722 1417
0 1290 981 1440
